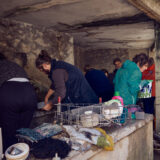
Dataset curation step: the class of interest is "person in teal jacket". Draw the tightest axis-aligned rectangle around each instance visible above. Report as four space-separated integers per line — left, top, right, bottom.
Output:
113 53 149 105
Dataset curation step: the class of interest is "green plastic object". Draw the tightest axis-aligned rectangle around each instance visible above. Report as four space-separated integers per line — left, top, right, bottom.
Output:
131 113 136 119
114 91 120 96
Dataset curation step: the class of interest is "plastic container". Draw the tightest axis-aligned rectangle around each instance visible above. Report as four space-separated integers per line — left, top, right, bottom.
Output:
102 105 123 119
112 96 124 106
80 111 99 127
5 143 29 160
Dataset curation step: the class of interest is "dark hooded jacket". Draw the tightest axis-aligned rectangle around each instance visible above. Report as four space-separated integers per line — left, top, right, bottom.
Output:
85 69 114 102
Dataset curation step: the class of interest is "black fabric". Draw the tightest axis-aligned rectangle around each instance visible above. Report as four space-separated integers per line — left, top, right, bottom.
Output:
143 97 155 114
49 59 98 104
31 138 71 159
0 81 37 151
85 69 114 102
0 60 28 86
108 69 117 83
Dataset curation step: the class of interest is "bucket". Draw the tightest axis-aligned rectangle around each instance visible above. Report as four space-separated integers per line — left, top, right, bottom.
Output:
5 143 29 160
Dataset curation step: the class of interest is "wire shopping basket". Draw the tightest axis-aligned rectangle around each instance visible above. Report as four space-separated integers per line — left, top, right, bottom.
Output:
54 102 128 128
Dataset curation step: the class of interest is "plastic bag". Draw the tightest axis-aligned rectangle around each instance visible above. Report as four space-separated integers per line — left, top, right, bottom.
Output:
138 80 153 98
96 128 114 151
63 126 114 151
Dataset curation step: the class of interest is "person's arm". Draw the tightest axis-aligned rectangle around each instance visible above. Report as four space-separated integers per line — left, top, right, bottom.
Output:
42 69 67 111
44 88 54 104
51 69 67 104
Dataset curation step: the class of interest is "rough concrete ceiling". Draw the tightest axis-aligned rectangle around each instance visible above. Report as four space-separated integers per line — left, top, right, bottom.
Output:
0 0 155 49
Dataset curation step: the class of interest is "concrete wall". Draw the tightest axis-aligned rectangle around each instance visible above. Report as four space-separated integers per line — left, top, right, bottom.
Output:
155 23 160 132
74 45 86 70
80 48 148 73
91 121 153 160
0 18 74 100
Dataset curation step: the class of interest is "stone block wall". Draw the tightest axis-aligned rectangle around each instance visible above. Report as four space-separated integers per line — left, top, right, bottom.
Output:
0 18 74 100
80 48 148 73
74 45 86 70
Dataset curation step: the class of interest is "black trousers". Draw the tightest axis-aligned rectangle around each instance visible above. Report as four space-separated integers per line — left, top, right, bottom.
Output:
0 81 37 151
143 97 155 115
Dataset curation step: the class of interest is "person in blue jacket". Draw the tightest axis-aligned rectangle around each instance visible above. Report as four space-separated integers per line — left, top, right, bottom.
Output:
113 53 148 105
84 65 114 102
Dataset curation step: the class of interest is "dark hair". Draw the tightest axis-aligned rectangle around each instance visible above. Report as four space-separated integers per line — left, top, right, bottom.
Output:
113 58 121 65
36 50 52 68
101 69 109 75
132 53 149 67
148 57 154 67
84 64 93 72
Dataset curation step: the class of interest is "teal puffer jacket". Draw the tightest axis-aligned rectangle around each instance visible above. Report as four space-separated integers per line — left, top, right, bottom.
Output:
113 60 142 105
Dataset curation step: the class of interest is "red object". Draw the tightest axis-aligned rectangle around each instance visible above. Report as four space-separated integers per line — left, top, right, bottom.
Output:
142 64 155 97
112 96 124 106
58 96 61 103
99 97 102 103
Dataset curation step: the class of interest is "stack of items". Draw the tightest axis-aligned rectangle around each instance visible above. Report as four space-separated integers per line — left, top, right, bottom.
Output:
62 125 114 152
16 123 62 143
16 123 71 159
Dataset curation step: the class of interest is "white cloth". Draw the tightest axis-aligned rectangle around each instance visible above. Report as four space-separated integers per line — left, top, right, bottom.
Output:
8 78 29 82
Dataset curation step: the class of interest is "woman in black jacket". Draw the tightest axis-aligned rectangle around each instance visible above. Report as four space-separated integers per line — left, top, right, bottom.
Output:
35 50 98 111
0 53 37 151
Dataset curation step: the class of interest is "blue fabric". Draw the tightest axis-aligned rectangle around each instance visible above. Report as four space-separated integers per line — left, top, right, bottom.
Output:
17 123 62 142
85 69 114 102
114 60 142 105
49 59 98 104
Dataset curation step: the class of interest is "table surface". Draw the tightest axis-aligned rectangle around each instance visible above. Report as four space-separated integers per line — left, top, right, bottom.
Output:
29 114 153 160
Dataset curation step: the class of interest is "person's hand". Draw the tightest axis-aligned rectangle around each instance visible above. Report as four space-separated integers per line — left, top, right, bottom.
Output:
42 103 52 111
44 96 49 104
44 89 54 104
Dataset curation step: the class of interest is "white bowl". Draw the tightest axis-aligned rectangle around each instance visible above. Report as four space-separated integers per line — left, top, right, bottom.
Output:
5 143 29 160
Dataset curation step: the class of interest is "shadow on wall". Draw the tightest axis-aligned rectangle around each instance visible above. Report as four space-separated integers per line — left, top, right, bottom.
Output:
30 79 48 102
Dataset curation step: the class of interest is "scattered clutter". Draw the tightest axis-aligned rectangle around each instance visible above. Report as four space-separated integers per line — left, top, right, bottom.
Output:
14 97 148 159
63 125 114 151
